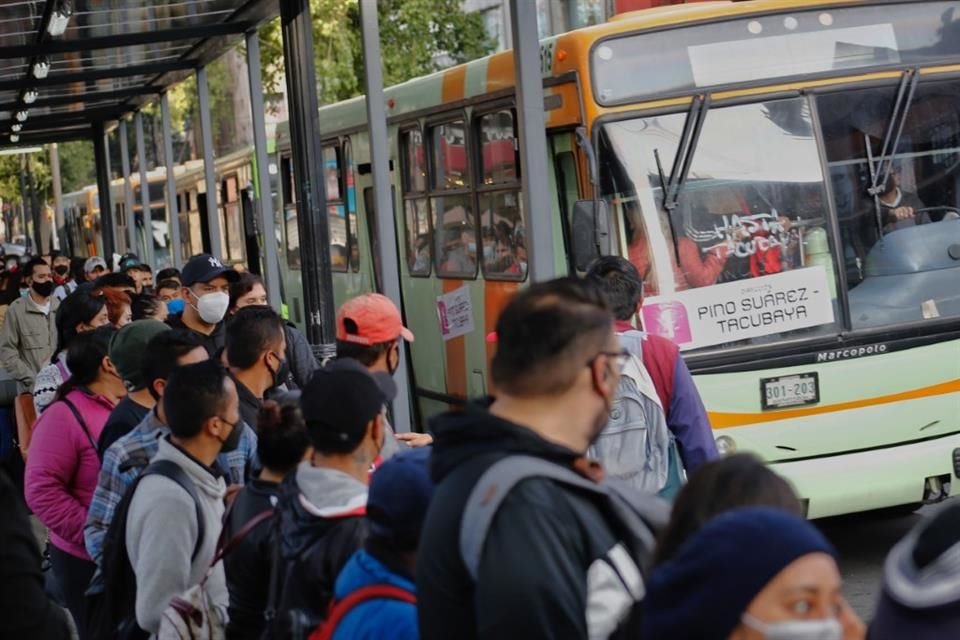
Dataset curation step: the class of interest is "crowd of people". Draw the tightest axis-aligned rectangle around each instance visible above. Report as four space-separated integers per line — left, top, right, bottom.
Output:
0 249 957 640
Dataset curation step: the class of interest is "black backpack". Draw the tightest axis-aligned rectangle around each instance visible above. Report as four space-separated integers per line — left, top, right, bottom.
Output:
86 459 206 640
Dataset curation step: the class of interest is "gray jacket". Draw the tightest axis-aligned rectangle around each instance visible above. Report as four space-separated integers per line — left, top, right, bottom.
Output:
126 437 228 635
0 295 58 393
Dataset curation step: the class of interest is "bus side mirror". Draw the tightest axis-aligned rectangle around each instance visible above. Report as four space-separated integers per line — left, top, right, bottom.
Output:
572 199 610 271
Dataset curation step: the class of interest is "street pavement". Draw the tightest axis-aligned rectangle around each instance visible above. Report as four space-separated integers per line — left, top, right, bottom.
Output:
818 499 956 621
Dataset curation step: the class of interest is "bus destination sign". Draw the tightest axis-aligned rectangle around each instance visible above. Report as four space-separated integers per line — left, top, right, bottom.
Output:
642 267 835 351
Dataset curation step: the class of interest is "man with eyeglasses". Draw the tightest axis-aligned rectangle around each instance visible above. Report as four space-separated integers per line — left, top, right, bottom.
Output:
418 277 666 640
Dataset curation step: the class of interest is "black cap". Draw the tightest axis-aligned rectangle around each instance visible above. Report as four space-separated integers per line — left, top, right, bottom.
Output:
300 358 397 453
181 253 240 286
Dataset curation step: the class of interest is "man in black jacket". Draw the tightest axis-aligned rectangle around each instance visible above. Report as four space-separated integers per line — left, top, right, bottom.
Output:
417 277 663 640
267 358 394 633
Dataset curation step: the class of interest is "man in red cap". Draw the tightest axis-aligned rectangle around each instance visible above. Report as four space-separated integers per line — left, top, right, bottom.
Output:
335 293 431 455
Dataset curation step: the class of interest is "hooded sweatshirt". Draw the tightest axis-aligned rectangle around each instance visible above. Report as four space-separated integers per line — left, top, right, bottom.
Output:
417 403 662 640
869 520 960 640
125 437 228 635
272 462 368 628
332 548 418 640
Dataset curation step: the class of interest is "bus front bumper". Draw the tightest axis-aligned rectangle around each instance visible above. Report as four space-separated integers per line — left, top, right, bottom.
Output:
770 434 960 519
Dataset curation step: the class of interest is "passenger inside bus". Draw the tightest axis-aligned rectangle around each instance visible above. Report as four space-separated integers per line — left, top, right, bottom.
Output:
877 173 930 233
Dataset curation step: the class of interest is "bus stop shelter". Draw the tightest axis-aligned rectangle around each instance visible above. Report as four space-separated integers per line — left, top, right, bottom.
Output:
0 0 554 430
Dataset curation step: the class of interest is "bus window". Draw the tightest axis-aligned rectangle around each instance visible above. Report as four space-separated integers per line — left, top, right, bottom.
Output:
819 79 960 330
222 174 245 264
343 141 359 272
323 143 349 273
480 191 526 280
400 127 431 276
363 186 396 293
431 120 470 190
323 145 341 201
280 155 301 271
321 144 347 273
599 96 841 352
477 110 525 280
429 119 476 278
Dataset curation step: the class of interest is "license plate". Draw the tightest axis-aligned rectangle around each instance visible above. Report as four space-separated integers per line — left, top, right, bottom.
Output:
760 373 820 410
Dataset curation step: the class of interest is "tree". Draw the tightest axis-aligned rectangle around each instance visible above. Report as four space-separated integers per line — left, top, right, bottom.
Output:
58 140 96 194
259 0 493 105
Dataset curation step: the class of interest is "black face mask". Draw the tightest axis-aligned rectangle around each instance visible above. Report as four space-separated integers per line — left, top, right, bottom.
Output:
266 352 290 389
31 280 55 298
53 265 69 276
219 417 243 453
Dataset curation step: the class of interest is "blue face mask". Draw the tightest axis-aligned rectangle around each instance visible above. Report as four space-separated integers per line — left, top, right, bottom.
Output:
166 298 185 315
19 287 29 299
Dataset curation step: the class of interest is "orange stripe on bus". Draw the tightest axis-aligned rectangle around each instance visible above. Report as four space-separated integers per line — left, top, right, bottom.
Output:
442 279 467 406
486 52 514 94
710 379 960 429
441 65 467 103
483 281 519 377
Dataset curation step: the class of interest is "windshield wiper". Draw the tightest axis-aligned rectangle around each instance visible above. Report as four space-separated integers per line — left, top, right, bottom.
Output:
655 93 711 261
865 69 919 235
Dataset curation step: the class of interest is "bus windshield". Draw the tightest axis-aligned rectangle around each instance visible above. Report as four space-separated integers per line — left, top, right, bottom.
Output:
599 90 960 354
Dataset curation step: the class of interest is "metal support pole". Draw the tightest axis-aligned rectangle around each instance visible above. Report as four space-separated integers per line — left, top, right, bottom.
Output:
93 123 115 261
119 119 136 255
25 155 41 255
280 0 336 356
161 93 182 268
134 111 155 267
49 143 63 252
510 0 558 281
196 66 223 258
246 30 282 310
358 0 413 432
17 157 27 243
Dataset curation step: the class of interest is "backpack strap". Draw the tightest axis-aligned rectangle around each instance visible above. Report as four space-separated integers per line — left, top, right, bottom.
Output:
459 455 665 582
311 584 416 640
211 509 274 567
60 396 100 460
141 460 207 562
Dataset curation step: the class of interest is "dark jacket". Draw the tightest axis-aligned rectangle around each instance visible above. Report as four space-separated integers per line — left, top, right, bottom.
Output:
0 468 71 639
224 478 280 640
869 521 960 640
166 314 225 358
416 404 653 640
269 463 368 632
97 395 151 456
233 377 262 434
283 323 318 390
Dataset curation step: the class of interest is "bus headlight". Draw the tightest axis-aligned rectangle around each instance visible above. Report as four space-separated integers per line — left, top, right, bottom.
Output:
716 435 737 456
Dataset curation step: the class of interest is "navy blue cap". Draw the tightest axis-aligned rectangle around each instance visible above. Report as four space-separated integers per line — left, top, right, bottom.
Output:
181 253 239 286
643 507 837 640
367 447 433 549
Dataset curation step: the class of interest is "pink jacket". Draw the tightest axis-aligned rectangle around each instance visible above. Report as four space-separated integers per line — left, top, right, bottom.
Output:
25 389 115 559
